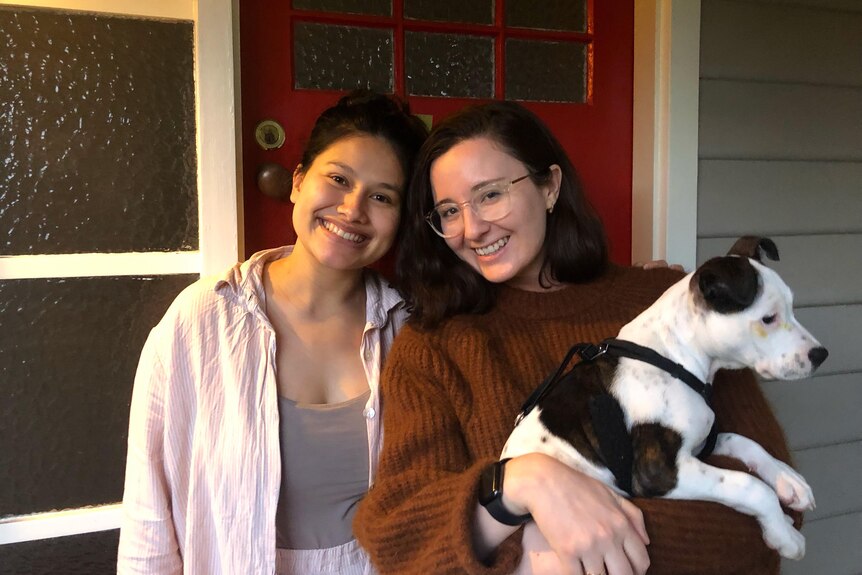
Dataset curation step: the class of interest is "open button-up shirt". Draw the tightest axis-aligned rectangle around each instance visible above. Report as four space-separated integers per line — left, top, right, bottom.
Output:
118 246 407 574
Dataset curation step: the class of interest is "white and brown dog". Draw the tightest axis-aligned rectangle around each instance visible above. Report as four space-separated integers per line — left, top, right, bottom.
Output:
501 236 827 560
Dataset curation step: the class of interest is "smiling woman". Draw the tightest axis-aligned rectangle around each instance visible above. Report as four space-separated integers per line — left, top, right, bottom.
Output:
117 91 428 575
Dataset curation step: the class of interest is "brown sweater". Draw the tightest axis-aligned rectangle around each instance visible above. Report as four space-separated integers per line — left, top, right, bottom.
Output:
355 265 795 574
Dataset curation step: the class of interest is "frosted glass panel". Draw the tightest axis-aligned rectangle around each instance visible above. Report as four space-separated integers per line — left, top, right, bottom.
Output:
404 0 493 24
506 0 587 32
506 39 587 103
0 274 197 516
294 22 394 92
406 32 494 98
0 6 198 255
292 0 391 16
0 530 120 574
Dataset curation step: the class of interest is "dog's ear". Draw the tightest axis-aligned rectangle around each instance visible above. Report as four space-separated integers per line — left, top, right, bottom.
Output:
691 257 760 314
727 236 779 262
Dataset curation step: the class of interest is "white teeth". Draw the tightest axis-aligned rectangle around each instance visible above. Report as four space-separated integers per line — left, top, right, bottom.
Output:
321 220 365 243
475 237 508 256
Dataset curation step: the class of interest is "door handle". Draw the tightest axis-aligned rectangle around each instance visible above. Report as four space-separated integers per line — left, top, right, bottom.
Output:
256 162 292 201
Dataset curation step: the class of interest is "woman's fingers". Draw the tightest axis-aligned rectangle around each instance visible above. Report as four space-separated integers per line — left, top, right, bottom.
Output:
618 496 650 544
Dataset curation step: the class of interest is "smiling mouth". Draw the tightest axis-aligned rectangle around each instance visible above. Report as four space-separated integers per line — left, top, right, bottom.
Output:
320 219 366 243
474 237 508 256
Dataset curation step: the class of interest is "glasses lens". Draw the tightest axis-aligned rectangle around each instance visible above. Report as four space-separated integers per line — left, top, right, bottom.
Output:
475 185 511 222
427 206 459 238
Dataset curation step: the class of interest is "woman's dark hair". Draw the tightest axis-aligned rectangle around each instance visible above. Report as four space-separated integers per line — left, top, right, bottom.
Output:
398 100 608 328
298 90 428 190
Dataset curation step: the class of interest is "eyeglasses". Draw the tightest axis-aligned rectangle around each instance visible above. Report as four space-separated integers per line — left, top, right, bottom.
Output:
425 173 533 239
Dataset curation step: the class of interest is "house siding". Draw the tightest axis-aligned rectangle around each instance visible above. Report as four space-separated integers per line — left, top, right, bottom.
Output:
698 1 862 573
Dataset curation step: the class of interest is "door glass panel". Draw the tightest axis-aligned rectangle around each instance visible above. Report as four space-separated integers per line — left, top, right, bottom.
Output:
0 274 198 515
505 39 587 103
0 7 198 255
405 31 494 98
506 0 587 32
404 0 493 24
292 0 391 16
0 530 120 575
294 22 393 92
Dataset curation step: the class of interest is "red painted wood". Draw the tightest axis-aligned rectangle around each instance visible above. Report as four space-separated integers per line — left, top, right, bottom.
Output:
239 0 633 264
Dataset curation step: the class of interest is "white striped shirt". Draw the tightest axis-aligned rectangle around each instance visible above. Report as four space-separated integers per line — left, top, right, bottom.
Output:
117 246 407 575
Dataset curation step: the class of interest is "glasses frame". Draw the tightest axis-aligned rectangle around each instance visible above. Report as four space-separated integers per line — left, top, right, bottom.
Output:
424 173 533 239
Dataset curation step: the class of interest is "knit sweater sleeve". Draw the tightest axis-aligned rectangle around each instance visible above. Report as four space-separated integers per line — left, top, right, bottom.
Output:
354 326 522 575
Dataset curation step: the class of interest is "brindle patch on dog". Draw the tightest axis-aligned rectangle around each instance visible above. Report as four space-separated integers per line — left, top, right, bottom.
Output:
631 423 683 497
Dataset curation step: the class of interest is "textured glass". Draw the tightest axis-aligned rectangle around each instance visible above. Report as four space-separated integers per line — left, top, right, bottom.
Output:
0 7 198 255
404 0 493 24
506 39 587 103
0 529 120 574
292 0 391 16
294 23 393 92
406 32 494 98
506 0 587 32
0 274 197 516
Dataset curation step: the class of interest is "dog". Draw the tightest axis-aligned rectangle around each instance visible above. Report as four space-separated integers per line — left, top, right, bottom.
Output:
501 236 827 560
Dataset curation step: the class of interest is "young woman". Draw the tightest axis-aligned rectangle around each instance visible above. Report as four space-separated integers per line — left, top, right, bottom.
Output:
354 101 798 575
118 91 427 575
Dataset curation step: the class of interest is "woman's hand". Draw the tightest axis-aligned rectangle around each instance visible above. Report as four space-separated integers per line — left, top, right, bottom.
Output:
634 259 685 272
505 453 650 575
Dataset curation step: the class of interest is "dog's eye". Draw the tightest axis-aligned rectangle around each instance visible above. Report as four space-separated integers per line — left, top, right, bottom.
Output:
762 314 777 325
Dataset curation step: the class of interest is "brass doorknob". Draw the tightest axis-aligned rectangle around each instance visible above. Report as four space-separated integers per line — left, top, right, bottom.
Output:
256 162 292 201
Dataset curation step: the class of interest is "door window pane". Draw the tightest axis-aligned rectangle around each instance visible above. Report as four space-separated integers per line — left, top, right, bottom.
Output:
292 0 391 16
294 22 394 92
505 39 587 103
506 0 587 32
0 274 197 515
0 530 120 575
0 7 198 255
405 31 494 98
404 0 493 24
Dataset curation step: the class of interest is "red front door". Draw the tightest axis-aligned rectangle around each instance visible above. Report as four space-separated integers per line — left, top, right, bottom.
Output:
239 0 633 264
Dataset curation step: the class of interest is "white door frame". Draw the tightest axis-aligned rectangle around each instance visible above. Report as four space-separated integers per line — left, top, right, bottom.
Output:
0 0 241 544
632 0 700 271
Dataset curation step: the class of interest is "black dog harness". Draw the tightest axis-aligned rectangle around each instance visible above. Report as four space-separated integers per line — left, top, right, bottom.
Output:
514 338 718 495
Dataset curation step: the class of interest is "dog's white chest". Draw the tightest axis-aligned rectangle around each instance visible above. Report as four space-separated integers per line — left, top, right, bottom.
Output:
612 360 715 451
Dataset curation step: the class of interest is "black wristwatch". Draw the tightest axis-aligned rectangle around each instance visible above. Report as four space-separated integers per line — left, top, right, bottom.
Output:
478 458 533 526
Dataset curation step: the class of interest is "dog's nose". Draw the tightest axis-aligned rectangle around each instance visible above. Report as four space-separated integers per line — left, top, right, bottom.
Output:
808 347 829 369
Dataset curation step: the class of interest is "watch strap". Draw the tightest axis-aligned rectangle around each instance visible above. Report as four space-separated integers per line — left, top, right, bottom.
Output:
479 458 533 526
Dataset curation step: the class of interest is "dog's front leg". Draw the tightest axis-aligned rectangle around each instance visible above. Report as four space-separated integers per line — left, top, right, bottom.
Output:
666 457 806 559
713 432 815 511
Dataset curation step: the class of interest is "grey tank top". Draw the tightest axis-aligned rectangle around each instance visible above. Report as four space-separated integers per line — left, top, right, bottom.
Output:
275 390 371 550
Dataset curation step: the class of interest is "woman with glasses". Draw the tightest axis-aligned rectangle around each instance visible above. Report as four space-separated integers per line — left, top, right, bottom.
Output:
354 101 796 575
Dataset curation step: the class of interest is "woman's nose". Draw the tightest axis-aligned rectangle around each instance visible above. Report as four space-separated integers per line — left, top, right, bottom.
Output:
338 189 365 220
461 206 489 240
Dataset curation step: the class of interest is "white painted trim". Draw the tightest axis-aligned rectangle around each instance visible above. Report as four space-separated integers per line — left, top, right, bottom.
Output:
195 0 244 275
631 0 701 271
0 504 122 544
0 252 201 279
0 0 242 547
0 0 194 20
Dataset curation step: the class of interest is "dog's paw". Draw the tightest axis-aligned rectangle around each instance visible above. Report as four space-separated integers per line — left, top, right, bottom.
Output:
773 462 815 511
763 516 806 560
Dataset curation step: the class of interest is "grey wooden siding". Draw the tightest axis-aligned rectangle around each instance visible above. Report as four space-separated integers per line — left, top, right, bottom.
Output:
699 1 862 573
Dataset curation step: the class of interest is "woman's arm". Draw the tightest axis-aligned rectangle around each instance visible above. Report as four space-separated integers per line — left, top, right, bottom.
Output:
117 330 182 575
355 330 649 575
354 332 524 574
